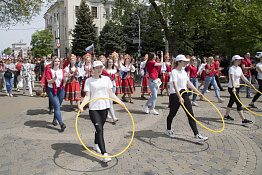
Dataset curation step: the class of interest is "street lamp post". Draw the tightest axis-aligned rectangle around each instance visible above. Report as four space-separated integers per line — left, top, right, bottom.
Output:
132 13 141 57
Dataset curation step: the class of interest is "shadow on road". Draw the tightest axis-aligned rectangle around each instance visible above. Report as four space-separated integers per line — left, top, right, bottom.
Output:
24 120 61 132
51 143 118 172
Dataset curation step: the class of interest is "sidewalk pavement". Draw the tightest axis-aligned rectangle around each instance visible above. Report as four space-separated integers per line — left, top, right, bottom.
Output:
0 82 261 175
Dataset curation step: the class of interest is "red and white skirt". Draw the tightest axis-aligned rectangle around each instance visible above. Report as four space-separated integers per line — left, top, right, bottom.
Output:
141 76 151 94
64 80 82 101
115 76 122 94
160 73 169 89
200 71 206 81
122 77 135 94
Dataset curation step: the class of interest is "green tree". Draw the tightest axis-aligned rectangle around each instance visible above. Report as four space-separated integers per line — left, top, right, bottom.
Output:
3 47 12 55
72 0 99 57
30 29 54 58
99 20 126 56
0 0 56 28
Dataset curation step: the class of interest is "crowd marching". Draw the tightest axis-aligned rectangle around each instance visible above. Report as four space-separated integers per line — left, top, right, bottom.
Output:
0 51 261 162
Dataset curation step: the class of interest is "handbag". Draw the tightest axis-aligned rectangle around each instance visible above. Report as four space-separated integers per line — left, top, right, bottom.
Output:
4 70 13 78
153 78 162 88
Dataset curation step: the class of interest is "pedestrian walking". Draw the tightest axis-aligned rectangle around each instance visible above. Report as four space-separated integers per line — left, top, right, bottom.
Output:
249 53 262 108
21 57 33 97
79 60 125 163
46 56 68 131
224 55 254 125
0 60 6 92
143 51 163 115
160 53 171 96
165 54 208 142
4 58 16 97
140 54 151 99
187 56 199 106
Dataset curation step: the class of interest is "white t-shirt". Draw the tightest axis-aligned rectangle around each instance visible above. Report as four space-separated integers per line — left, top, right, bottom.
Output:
199 63 206 71
48 69 63 88
64 66 79 78
169 69 189 94
256 63 262 80
228 66 242 88
84 76 113 110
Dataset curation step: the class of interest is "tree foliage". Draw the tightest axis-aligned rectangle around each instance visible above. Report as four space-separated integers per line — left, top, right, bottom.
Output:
30 29 54 58
3 47 12 55
71 0 99 57
0 0 56 28
99 21 126 56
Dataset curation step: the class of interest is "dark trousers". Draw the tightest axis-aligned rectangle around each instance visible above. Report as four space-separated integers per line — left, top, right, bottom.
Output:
209 75 223 90
167 90 198 136
252 79 262 103
227 87 242 111
89 109 108 154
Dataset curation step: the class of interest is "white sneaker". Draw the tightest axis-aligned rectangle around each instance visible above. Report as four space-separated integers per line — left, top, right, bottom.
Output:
218 98 224 103
192 102 198 106
9 94 13 97
165 129 176 138
102 153 111 163
206 90 210 93
195 134 208 142
150 109 159 115
93 144 101 153
143 105 149 114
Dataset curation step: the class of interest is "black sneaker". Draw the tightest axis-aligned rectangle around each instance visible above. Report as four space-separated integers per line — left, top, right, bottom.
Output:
224 115 234 121
242 119 253 125
60 123 66 132
249 104 257 108
220 89 225 91
52 120 58 126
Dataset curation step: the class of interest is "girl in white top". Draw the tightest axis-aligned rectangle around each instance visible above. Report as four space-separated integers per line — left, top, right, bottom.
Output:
249 54 262 108
224 55 255 125
79 61 125 163
102 58 118 122
21 57 33 96
28 59 35 89
197 57 209 91
166 54 208 143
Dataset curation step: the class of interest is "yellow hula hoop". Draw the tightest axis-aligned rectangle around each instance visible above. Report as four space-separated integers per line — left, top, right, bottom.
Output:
180 91 225 133
233 84 262 116
75 97 135 158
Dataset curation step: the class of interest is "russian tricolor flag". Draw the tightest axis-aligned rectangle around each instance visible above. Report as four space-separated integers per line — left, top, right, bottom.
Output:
85 44 94 54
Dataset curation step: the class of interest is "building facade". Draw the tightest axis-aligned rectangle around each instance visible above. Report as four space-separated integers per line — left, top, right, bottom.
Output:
12 42 31 58
44 0 114 58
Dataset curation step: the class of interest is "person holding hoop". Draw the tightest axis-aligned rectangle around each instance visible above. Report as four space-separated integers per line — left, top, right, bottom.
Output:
79 60 125 163
224 55 254 125
249 53 262 108
166 55 208 143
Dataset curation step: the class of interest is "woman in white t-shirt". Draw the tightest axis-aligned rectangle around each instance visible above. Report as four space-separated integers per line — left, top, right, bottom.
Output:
165 55 208 143
224 55 255 125
79 60 125 163
249 54 262 108
197 57 209 92
46 57 68 132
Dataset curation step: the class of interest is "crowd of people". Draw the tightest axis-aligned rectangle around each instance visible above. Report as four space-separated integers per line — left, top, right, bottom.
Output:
1 51 261 163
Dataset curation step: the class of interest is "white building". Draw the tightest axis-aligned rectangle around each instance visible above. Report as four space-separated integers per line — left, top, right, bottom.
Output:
44 0 114 58
12 42 31 58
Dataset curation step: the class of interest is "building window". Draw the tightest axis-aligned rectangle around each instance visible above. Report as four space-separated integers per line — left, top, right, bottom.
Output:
105 8 110 19
92 6 97 18
75 6 79 17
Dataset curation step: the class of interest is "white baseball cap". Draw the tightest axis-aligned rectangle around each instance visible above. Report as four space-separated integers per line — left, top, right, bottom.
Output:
232 55 243 61
175 54 190 62
93 60 103 68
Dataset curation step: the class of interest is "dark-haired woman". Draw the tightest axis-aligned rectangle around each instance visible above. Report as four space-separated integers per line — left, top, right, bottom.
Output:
46 57 68 131
143 51 163 115
79 60 125 163
166 54 208 142
64 54 82 110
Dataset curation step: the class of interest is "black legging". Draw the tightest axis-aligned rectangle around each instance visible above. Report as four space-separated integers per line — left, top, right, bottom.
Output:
209 75 223 90
227 87 242 111
167 90 198 136
89 109 108 154
252 79 262 103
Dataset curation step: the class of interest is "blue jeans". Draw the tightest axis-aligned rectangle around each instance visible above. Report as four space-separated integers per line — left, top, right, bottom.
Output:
202 76 220 98
146 78 158 108
109 85 116 117
5 77 14 94
188 77 198 102
47 87 65 125
240 76 251 97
